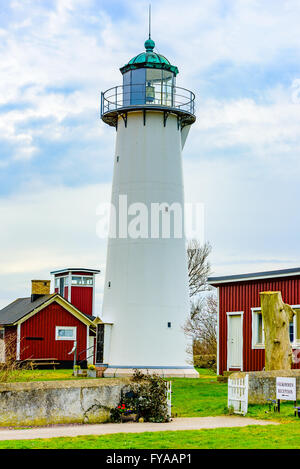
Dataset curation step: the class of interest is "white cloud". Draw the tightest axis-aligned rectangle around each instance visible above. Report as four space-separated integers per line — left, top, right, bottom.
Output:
195 90 300 157
0 182 111 310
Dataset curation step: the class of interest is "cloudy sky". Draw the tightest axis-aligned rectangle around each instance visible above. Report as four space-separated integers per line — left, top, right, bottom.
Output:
1 0 300 312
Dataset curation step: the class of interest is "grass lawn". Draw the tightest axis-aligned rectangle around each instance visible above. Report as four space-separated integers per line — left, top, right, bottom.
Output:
0 369 93 383
2 423 300 449
171 368 228 418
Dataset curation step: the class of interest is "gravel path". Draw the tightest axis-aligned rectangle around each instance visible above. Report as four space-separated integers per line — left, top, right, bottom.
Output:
0 417 278 441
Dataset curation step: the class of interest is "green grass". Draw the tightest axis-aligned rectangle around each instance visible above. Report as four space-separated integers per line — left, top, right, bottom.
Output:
171 368 228 417
0 369 93 383
172 368 299 423
2 423 300 449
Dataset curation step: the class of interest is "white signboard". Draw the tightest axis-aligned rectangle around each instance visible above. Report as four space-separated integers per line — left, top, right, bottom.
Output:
276 377 296 401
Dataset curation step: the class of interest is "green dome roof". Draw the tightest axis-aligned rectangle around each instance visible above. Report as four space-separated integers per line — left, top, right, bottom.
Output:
120 38 179 76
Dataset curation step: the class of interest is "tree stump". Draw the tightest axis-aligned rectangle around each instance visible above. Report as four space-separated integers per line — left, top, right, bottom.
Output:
260 291 295 371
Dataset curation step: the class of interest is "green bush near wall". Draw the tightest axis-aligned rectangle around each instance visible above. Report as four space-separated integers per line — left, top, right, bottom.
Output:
194 354 216 371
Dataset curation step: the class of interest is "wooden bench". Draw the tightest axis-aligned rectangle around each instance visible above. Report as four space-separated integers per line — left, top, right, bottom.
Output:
23 358 60 370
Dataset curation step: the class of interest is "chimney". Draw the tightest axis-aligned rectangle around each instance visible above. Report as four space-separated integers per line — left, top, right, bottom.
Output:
31 280 51 303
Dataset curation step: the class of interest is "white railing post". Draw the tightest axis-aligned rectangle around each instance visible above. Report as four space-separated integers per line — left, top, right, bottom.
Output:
166 381 172 418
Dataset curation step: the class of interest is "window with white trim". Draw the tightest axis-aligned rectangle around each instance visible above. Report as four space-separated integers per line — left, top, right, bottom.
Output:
252 307 300 348
55 326 77 341
72 276 93 286
252 310 265 348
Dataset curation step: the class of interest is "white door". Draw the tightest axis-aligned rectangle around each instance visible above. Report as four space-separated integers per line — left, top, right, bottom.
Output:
228 314 242 369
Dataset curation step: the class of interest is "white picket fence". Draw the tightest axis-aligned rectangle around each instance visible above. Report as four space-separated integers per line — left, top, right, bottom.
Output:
228 374 249 415
166 381 172 418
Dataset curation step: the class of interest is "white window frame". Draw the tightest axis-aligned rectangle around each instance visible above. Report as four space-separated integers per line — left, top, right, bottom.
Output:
55 326 77 341
55 276 68 289
226 311 244 371
71 275 94 287
251 307 265 350
251 305 300 349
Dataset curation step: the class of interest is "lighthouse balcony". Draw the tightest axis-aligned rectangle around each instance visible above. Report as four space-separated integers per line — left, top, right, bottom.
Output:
100 84 196 128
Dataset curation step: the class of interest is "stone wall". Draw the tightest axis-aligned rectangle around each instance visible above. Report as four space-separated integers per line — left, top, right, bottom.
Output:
230 370 300 404
0 378 130 427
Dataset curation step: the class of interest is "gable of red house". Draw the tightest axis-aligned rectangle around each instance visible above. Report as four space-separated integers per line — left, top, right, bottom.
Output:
0 286 95 367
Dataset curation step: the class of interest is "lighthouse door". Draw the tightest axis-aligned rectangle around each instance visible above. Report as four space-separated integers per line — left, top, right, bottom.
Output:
227 313 243 370
96 324 105 364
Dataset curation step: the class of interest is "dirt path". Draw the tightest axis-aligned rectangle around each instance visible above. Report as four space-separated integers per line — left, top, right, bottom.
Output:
0 417 278 441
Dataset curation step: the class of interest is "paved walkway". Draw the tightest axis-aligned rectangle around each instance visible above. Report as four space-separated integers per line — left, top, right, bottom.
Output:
0 417 278 441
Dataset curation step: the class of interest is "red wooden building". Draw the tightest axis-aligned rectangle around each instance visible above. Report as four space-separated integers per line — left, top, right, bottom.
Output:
209 267 300 376
0 278 97 368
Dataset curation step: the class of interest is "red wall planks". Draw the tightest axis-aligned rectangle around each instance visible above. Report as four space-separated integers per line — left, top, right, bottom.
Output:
71 287 93 317
217 276 300 375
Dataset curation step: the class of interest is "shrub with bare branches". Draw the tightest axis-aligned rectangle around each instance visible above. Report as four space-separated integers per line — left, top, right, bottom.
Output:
184 294 217 358
187 239 212 297
0 335 29 383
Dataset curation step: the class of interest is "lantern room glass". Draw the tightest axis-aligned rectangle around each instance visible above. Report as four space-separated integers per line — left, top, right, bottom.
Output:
146 69 174 106
122 68 175 107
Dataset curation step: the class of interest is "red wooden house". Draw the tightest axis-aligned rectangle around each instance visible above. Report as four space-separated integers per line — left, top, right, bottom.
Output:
0 278 97 368
209 267 300 375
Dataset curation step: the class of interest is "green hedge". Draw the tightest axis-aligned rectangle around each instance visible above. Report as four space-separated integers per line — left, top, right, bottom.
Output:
194 354 216 370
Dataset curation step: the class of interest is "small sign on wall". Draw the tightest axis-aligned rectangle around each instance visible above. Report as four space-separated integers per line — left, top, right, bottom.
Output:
276 377 297 401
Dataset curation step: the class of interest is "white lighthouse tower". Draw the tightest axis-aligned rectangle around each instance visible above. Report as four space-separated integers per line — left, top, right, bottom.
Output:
97 32 198 378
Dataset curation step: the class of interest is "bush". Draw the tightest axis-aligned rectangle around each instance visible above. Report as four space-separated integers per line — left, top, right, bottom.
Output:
0 336 31 383
194 354 216 371
110 370 170 423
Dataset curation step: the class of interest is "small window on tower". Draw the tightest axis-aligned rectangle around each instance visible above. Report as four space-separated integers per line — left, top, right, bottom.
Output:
108 281 111 288
72 276 82 285
0 329 4 340
82 277 93 286
117 156 120 163
168 322 171 328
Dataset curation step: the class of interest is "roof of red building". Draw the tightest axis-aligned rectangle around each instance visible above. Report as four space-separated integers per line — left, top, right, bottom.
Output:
50 268 100 275
208 267 300 285
0 294 96 326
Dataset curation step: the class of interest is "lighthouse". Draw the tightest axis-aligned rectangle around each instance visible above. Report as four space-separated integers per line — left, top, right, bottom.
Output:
97 32 198 378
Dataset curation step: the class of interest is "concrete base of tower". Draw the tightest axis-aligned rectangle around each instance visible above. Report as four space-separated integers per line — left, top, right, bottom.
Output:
103 367 199 379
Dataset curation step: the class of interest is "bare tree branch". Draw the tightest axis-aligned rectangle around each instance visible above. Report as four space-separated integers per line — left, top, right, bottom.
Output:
184 294 217 356
187 239 212 297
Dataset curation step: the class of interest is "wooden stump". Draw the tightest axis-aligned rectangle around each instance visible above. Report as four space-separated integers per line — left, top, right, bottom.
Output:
260 291 295 371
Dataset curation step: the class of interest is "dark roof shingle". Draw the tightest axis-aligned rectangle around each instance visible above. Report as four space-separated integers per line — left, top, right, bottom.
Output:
0 295 54 325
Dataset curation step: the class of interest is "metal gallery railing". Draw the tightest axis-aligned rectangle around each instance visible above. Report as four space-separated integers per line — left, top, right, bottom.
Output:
101 83 195 116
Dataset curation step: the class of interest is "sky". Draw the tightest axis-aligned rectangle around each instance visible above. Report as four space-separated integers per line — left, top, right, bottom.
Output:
1 0 300 312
